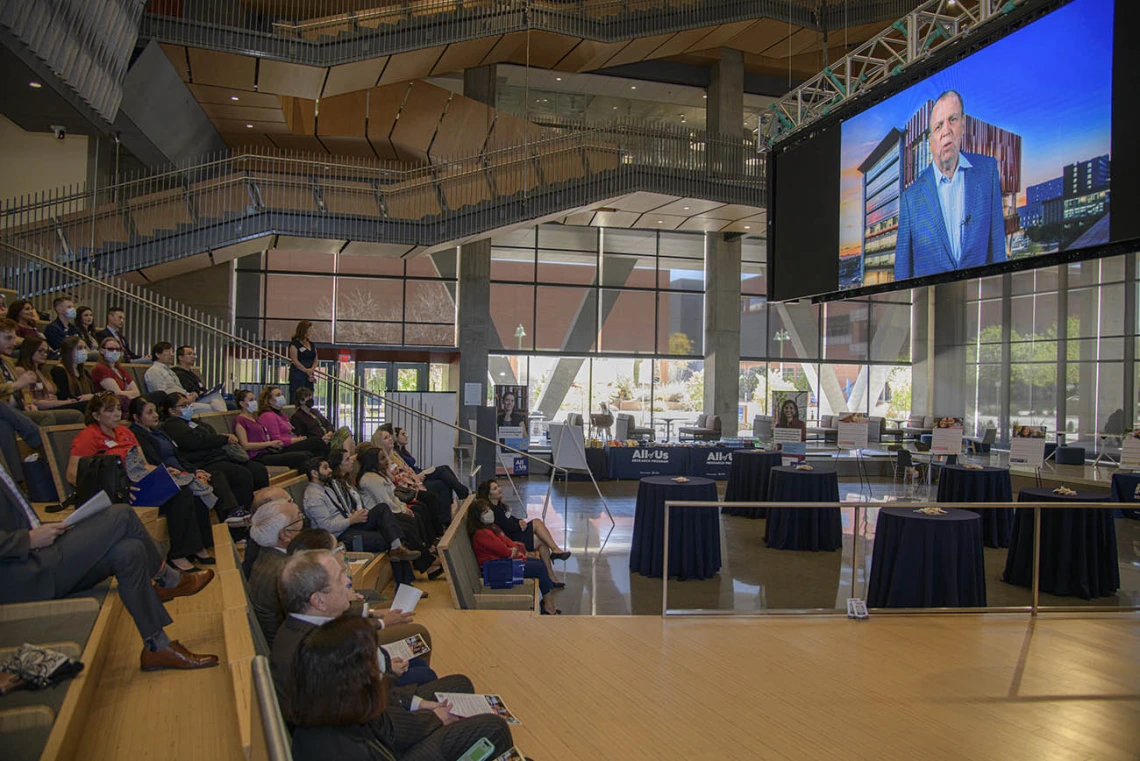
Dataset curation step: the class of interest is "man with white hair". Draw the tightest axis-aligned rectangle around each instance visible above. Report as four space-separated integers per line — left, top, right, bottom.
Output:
247 497 305 646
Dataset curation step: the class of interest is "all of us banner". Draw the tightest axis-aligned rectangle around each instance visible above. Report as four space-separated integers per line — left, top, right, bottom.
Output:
495 385 529 476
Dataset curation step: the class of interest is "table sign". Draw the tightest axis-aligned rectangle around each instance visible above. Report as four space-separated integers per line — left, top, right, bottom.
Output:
773 427 802 445
1121 433 1140 468
1009 437 1046 468
931 417 964 455
837 419 869 450
779 440 806 467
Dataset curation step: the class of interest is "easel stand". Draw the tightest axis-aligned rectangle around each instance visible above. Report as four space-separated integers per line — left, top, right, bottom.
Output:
543 424 614 529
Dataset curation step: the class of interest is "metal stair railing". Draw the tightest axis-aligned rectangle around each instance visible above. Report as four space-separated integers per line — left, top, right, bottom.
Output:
0 236 558 477
0 120 763 276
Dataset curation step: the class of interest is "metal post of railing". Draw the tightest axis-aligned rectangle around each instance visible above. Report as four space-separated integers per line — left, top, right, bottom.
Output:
1031 505 1041 616
661 497 670 618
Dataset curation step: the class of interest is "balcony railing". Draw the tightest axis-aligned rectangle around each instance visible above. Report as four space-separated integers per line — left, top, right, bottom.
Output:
140 0 921 66
0 120 763 277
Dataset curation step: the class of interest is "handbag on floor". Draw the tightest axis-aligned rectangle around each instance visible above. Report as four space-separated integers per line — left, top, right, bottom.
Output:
1 644 84 690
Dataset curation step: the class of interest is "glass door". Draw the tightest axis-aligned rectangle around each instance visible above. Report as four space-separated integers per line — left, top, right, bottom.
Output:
358 363 388 440
394 363 428 391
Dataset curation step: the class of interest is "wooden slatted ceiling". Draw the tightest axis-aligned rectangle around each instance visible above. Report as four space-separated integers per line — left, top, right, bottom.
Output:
322 57 389 98
390 80 452 163
258 59 327 99
367 81 411 159
431 36 501 75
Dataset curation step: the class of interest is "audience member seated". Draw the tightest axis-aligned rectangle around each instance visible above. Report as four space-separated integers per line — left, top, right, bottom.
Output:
393 425 469 503
469 499 560 615
7 299 46 348
66 393 213 573
291 386 356 455
95 305 140 360
241 485 298 577
0 319 48 485
145 342 227 414
0 459 218 671
248 497 306 646
13 334 86 421
259 385 329 458
301 455 420 589
91 334 140 416
288 616 514 761
357 445 445 560
272 551 471 736
74 305 99 350
775 399 808 442
372 426 448 529
15 336 87 415
233 389 315 473
478 478 570 586
50 336 96 404
129 396 239 534
1 319 81 427
355 447 443 580
43 295 80 351
160 391 265 515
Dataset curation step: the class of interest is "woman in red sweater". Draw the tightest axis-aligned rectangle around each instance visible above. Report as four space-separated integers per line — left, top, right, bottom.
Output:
467 499 560 615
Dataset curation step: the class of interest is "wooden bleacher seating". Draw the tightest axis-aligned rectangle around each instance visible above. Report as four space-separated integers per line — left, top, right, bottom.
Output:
249 655 292 761
437 496 536 611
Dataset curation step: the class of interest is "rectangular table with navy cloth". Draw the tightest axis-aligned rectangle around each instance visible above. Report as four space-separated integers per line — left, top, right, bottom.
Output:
936 464 1014 548
722 450 783 519
1111 472 1140 520
763 466 842 551
687 446 738 480
1002 488 1119 599
866 507 986 608
629 476 721 580
607 446 690 480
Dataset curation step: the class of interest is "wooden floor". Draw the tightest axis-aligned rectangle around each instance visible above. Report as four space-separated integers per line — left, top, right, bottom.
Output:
418 610 1140 761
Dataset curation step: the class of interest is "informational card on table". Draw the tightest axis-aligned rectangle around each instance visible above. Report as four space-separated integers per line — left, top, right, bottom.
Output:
380 633 430 662
779 441 806 467
837 419 869 450
436 693 521 725
930 417 964 455
1009 437 1046 468
773 427 802 446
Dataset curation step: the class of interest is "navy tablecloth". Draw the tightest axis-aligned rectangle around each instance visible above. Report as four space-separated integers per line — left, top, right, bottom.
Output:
764 466 842 551
722 450 783 519
1002 488 1119 599
629 476 721 580
866 507 986 608
936 464 1013 548
687 446 737 480
1111 472 1140 519
608 446 689 479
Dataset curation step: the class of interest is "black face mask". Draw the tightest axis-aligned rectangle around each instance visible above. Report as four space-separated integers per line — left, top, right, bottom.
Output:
304 399 315 408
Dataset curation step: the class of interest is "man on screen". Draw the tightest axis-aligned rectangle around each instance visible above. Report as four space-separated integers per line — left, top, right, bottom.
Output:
894 90 1006 281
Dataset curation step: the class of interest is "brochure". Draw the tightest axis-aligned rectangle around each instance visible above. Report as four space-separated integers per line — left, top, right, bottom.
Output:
495 749 526 761
435 693 521 725
379 633 431 662
63 490 112 527
391 584 423 613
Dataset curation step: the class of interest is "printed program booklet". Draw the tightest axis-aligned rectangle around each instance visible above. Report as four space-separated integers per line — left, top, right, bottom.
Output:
379 633 431 662
435 693 521 725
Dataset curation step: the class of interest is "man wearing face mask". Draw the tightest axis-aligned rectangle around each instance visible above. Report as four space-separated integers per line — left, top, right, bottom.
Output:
145 342 227 414
43 296 80 353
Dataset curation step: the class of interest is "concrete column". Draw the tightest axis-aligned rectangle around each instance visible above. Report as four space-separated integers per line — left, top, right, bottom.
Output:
706 48 744 174
703 233 741 436
457 239 492 447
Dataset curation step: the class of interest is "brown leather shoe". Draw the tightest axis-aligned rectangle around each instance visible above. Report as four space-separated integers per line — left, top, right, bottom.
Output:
140 641 219 672
388 546 421 562
154 568 215 602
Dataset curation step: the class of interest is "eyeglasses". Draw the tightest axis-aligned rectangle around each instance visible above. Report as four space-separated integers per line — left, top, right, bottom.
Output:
284 516 310 530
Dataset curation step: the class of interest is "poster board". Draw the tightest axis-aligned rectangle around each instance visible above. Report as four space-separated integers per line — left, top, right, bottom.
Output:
495 384 529 476
930 417 964 455
548 423 590 472
1121 431 1140 468
1009 426 1046 468
771 391 809 433
836 413 869 450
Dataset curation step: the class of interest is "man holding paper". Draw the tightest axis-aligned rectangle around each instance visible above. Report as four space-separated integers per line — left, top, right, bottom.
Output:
0 461 218 671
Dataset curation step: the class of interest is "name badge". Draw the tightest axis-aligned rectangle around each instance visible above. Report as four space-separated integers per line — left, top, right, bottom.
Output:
104 439 118 449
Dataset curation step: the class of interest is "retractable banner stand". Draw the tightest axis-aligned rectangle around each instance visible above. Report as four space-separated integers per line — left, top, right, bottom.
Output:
494 385 529 476
1009 426 1047 468
931 417 964 455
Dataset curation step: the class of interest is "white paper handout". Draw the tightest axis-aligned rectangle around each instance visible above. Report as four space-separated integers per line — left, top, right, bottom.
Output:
435 693 521 725
380 633 431 662
64 490 112 527
391 584 423 613
1009 437 1046 468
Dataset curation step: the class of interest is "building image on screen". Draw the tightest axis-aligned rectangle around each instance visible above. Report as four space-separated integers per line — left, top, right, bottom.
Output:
837 0 1113 291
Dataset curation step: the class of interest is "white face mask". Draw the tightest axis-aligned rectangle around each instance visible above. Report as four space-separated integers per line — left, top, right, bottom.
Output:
74 349 88 364
272 395 285 409
243 399 258 413
480 511 495 525
64 307 76 320
102 349 122 364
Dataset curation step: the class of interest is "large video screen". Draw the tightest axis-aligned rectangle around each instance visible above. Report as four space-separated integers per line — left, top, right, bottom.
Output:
838 0 1114 291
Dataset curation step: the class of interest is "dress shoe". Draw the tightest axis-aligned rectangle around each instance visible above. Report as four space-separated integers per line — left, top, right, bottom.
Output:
552 550 572 561
192 554 217 566
154 568 215 602
140 641 219 672
389 546 421 562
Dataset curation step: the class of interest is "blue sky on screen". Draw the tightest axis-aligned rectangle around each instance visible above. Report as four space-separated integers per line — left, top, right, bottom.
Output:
838 0 1114 251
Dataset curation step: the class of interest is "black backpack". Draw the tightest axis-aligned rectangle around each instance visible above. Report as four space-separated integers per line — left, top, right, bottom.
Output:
73 455 129 505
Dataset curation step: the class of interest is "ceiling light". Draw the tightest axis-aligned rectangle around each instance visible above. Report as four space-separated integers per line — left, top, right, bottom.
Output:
245 123 253 128
28 81 42 89
231 95 239 101
630 85 637 90
702 94 707 99
744 225 751 230
657 220 664 224
682 206 690 210
556 77 562 81
612 106 617 110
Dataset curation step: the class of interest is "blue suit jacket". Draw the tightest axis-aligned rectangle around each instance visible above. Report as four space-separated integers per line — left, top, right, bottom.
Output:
893 151 1006 281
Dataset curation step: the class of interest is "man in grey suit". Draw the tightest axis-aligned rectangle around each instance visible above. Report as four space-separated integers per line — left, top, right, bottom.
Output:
0 461 218 671
271 551 465 729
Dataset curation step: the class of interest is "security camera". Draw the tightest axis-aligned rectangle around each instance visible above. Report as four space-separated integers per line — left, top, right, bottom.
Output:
50 125 66 140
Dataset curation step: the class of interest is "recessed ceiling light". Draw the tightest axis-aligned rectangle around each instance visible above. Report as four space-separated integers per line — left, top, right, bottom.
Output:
744 225 751 229
231 95 239 101
682 206 690 210
702 94 707 99
555 77 562 81
612 106 617 110
657 220 664 224
28 81 42 89
245 123 253 128
630 85 637 90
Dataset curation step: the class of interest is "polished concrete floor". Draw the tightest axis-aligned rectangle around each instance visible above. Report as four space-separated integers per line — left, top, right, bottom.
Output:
504 476 1140 616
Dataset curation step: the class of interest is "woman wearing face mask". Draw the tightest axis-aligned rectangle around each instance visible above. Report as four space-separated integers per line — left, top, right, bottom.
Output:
91 335 139 417
257 386 328 457
15 336 86 417
232 389 317 473
74 306 98 350
51 336 96 403
128 397 224 570
477 479 569 586
290 387 356 455
468 499 560 615
159 392 266 517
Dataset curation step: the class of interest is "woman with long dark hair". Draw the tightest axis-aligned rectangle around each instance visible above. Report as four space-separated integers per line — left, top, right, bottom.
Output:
468 499 560 615
15 336 86 416
74 305 98 350
232 388 316 473
356 445 444 579
51 336 96 403
477 479 569 586
287 320 318 398
775 398 807 442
